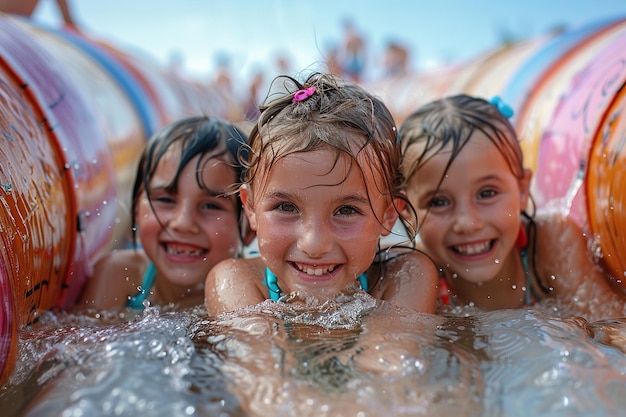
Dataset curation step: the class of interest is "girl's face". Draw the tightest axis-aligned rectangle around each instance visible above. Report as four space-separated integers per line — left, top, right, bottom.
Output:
136 144 241 298
241 148 398 301
407 131 531 284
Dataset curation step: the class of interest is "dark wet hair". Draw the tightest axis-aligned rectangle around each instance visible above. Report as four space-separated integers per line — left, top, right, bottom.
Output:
130 115 248 247
244 72 416 239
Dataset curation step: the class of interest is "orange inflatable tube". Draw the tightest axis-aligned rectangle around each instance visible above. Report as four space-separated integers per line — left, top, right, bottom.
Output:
0 13 233 387
3 11 626 388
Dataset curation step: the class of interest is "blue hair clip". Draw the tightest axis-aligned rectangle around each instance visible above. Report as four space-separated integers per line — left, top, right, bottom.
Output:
489 96 514 119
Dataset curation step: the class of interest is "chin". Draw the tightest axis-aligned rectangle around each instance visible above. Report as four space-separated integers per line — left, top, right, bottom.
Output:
448 266 500 285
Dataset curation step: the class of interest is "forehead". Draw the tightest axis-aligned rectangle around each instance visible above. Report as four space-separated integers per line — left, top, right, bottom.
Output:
415 130 512 182
151 143 234 184
151 144 182 173
261 148 355 179
255 146 384 191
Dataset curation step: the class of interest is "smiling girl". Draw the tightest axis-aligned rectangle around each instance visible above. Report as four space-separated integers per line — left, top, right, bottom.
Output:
399 94 626 318
204 72 439 315
79 116 254 310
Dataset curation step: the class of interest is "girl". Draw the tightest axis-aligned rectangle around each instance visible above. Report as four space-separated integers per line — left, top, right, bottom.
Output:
204 73 439 315
79 116 254 310
399 94 626 319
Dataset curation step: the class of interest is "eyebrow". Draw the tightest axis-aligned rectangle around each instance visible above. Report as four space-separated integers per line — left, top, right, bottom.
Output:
264 190 370 205
148 184 230 198
339 193 370 205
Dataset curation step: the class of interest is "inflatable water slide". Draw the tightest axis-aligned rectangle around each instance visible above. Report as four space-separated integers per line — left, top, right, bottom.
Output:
1 13 626 386
0 14 238 385
369 15 626 290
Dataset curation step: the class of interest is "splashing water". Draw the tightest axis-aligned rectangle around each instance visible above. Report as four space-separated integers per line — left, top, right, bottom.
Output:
2 293 626 416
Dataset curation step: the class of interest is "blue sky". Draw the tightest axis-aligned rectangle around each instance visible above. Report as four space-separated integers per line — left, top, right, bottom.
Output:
32 0 626 86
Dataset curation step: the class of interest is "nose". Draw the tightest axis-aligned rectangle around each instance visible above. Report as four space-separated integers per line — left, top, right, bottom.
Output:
297 217 332 258
168 201 200 234
451 201 482 234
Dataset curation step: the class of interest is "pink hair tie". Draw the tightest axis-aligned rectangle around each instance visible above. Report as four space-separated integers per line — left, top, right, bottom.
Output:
292 86 316 103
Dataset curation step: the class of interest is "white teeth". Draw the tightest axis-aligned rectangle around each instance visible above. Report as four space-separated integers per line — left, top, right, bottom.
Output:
296 263 336 275
455 241 491 255
165 245 203 256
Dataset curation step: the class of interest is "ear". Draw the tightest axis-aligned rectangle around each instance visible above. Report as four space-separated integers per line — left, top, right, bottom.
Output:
239 212 257 246
396 189 416 228
379 197 402 236
239 184 257 232
519 168 533 213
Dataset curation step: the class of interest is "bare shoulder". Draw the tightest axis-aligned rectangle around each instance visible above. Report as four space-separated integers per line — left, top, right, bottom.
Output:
533 211 597 281
78 249 148 309
205 257 267 315
371 249 439 313
533 211 626 319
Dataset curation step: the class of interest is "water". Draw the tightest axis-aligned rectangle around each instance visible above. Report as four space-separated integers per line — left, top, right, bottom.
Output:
2 291 626 417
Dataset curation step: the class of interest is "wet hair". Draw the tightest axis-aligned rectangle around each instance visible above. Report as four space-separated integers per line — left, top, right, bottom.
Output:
244 72 416 238
399 94 525 191
399 94 546 290
130 115 248 247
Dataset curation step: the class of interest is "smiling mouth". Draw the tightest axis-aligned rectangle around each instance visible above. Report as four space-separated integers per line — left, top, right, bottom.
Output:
293 262 339 276
163 243 207 257
452 240 493 256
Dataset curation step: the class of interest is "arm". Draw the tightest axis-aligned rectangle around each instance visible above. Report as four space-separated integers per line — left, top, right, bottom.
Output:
204 257 267 315
534 212 626 320
77 250 147 310
55 0 78 30
371 250 439 314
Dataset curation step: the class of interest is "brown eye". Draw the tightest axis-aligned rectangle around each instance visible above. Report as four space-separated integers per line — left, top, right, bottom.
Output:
276 202 298 213
428 197 448 208
478 189 497 199
336 206 359 216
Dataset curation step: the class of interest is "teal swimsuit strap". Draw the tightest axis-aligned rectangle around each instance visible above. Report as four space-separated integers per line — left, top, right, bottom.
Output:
265 267 368 302
520 247 532 305
265 267 282 301
357 273 369 292
127 262 157 309
520 247 542 304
